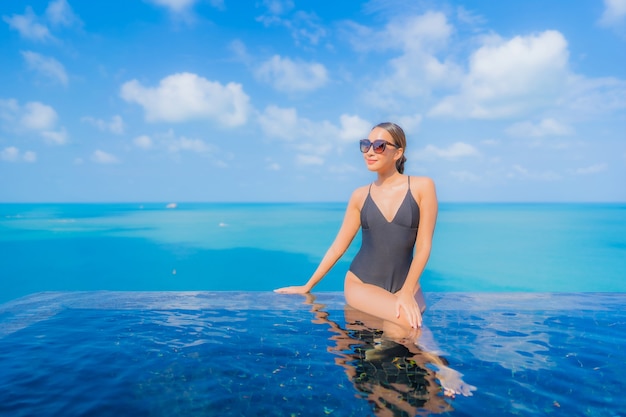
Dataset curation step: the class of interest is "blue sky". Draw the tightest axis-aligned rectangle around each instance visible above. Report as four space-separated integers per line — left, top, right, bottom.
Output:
1 0 625 202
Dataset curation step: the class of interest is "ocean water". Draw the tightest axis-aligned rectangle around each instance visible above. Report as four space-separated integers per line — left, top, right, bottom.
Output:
1 291 624 417
1 203 625 303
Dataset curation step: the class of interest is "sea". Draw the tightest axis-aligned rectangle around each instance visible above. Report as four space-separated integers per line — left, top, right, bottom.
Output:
1 202 625 303
1 202 626 416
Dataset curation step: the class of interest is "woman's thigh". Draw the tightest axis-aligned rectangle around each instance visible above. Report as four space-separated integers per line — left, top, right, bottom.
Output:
344 271 414 333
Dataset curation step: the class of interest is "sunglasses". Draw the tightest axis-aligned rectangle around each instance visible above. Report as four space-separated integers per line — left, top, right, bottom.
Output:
359 139 400 154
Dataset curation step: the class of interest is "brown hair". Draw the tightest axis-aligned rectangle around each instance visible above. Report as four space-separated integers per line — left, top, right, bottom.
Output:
374 122 407 174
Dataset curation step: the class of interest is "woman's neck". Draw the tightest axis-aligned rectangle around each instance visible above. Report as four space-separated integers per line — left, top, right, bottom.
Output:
375 170 402 187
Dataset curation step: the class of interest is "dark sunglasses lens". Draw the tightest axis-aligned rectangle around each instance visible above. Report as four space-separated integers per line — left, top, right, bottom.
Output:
372 140 386 153
359 140 371 153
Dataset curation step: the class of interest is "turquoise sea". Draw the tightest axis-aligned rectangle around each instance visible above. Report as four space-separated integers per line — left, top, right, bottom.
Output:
1 202 625 303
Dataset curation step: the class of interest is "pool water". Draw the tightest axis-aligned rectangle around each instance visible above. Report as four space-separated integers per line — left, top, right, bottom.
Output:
0 291 624 416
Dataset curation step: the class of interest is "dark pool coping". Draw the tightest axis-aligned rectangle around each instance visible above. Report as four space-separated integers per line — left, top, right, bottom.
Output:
1 291 624 339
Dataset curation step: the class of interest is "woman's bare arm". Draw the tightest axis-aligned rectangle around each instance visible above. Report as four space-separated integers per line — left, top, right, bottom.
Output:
275 188 365 294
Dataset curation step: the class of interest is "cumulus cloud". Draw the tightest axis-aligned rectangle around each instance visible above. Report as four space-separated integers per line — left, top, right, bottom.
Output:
3 1 81 42
414 142 480 160
337 114 371 142
430 30 570 118
561 75 626 115
256 4 326 46
1 146 36 162
21 51 68 85
20 101 58 130
1 147 19 162
574 163 608 175
257 105 370 166
82 115 125 134
41 127 67 145
506 118 574 138
92 149 119 164
0 98 66 144
133 135 153 149
347 12 460 105
45 0 81 27
257 105 299 141
120 72 250 126
451 170 480 182
508 164 561 181
388 114 423 134
296 154 324 165
2 6 53 42
145 0 199 13
255 55 328 93
598 0 626 29
167 136 213 153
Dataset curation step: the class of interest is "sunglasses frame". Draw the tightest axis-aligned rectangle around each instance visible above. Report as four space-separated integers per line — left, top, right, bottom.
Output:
359 139 400 154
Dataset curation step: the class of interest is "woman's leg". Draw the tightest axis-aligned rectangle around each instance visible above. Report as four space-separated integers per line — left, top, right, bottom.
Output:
344 271 425 340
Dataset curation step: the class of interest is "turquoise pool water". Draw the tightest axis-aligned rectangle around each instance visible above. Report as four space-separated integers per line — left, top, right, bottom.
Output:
1 291 624 416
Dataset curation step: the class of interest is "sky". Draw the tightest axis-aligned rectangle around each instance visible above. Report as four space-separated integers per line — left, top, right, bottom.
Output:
0 0 625 203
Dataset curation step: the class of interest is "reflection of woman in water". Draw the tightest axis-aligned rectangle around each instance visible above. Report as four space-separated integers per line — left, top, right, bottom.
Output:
305 293 470 416
276 122 474 398
276 122 435 336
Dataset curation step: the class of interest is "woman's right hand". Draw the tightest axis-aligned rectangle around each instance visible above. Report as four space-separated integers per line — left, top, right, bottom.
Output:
274 285 310 294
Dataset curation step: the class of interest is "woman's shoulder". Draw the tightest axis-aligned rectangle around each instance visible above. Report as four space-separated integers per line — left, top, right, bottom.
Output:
407 175 436 199
408 175 435 188
347 184 371 208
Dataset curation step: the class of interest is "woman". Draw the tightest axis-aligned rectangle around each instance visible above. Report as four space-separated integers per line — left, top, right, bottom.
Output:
276 122 437 339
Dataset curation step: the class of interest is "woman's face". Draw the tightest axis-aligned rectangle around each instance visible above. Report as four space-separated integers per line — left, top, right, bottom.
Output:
363 127 402 172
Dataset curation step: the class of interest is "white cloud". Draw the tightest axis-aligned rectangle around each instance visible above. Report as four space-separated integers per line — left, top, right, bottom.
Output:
451 170 480 182
257 105 370 167
430 31 570 118
0 98 68 145
255 55 328 93
167 136 213 153
561 75 626 115
508 164 561 181
21 51 68 85
23 151 37 162
2 6 53 42
260 0 294 15
1 147 19 162
45 0 81 27
82 115 125 135
145 0 199 13
92 149 119 164
574 163 608 175
1 99 65 141
41 127 68 145
337 114 371 142
257 105 299 140
414 142 480 160
506 118 574 138
388 114 422 135
133 135 153 150
1 146 37 163
20 102 58 130
256 6 326 46
348 12 460 105
296 154 324 166
599 0 626 28
120 72 250 126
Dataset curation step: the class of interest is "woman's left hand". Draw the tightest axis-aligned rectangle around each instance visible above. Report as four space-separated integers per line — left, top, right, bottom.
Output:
395 289 422 328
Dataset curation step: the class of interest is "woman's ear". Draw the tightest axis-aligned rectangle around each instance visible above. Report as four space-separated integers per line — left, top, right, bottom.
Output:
393 147 404 162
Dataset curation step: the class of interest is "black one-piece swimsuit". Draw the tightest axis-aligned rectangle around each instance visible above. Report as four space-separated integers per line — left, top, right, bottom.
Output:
349 177 420 293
